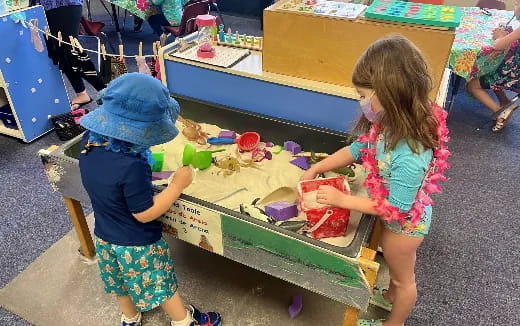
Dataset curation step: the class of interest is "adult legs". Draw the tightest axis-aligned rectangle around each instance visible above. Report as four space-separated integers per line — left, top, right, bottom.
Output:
148 13 170 36
45 5 104 108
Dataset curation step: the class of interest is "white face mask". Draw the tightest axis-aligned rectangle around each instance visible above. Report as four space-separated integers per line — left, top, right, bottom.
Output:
359 92 379 122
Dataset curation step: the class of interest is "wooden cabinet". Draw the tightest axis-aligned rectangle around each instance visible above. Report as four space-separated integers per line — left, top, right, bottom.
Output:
263 0 455 97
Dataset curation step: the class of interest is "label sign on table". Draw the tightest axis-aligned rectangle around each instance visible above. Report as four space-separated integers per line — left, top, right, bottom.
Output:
160 199 224 255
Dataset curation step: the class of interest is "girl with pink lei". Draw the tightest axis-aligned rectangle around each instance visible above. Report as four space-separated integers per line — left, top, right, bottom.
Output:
301 34 450 326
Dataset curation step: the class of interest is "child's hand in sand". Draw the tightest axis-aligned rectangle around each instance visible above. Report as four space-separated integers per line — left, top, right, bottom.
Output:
300 168 318 181
172 166 193 189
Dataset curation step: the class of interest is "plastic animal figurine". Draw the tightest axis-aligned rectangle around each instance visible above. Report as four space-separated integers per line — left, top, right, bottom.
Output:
215 155 259 176
178 116 208 145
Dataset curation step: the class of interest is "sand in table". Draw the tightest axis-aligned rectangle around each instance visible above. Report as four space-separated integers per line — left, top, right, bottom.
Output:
152 122 368 248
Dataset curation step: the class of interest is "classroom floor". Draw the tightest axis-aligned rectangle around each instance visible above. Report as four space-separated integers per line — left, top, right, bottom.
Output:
1 3 520 326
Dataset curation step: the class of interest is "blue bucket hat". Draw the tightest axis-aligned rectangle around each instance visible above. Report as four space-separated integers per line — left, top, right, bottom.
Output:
80 73 179 147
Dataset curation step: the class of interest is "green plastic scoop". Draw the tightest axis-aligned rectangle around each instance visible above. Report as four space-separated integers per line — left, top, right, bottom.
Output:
182 144 196 166
182 144 225 170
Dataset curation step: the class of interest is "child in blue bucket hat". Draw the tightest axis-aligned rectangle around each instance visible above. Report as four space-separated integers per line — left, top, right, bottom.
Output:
79 73 222 326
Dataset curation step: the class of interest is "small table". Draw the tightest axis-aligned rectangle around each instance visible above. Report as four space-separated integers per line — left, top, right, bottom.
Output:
447 7 517 113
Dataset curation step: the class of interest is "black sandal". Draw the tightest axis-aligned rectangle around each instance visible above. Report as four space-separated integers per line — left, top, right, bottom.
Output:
70 98 93 110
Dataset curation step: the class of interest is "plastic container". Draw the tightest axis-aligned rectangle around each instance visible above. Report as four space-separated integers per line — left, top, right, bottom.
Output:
151 151 165 172
182 143 226 170
365 0 460 28
50 110 89 141
196 15 217 58
235 132 260 151
298 176 351 239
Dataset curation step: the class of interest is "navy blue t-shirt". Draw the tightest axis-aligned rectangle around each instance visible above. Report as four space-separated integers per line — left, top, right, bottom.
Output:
79 133 161 246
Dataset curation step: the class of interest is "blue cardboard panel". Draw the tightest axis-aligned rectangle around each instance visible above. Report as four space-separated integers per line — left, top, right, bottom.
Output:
164 60 360 133
0 6 70 142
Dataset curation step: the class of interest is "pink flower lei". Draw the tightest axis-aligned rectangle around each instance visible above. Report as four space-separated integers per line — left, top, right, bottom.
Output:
358 104 451 227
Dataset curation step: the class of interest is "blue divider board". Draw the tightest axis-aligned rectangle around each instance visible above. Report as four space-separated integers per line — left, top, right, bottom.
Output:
0 6 70 142
164 60 360 133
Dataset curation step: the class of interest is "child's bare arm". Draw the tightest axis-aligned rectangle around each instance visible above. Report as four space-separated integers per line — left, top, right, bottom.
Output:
494 26 520 50
316 185 381 215
133 166 193 223
301 146 356 180
339 195 381 215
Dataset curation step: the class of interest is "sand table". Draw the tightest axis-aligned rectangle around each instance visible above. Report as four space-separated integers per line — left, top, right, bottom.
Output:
151 121 368 248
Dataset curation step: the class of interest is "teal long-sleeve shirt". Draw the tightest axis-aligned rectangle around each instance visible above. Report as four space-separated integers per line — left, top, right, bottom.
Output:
349 138 433 213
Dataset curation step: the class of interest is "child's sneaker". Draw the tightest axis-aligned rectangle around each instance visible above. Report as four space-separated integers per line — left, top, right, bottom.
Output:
121 311 142 326
188 304 222 326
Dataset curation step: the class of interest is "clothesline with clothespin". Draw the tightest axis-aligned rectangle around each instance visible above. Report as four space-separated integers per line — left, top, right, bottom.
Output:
23 19 160 59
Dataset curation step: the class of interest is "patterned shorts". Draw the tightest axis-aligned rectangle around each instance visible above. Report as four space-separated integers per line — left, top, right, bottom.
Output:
95 236 178 312
382 205 432 238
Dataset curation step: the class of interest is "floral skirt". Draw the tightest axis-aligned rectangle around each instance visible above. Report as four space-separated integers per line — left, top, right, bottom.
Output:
480 41 520 92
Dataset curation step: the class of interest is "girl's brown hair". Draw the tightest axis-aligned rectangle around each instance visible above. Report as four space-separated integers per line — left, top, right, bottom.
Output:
352 34 438 153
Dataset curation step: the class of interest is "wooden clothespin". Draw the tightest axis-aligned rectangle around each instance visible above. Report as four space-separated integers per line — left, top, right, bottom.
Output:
101 44 107 60
44 26 50 40
258 37 263 49
235 31 239 44
153 41 160 58
32 18 38 29
138 41 143 57
118 44 124 61
57 31 62 47
69 36 76 50
100 44 107 60
74 37 84 52
152 41 157 58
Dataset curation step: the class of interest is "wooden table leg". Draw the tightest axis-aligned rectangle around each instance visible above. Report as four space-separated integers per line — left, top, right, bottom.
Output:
368 218 382 252
342 247 379 326
63 196 95 258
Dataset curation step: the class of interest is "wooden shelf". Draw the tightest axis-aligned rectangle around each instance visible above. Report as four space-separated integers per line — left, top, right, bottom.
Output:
163 40 359 99
0 121 23 139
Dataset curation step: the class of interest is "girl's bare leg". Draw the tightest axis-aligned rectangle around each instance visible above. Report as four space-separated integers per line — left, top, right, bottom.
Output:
380 229 424 326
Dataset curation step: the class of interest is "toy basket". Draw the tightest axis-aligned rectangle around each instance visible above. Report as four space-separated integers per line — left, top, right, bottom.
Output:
49 109 89 141
298 176 351 239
